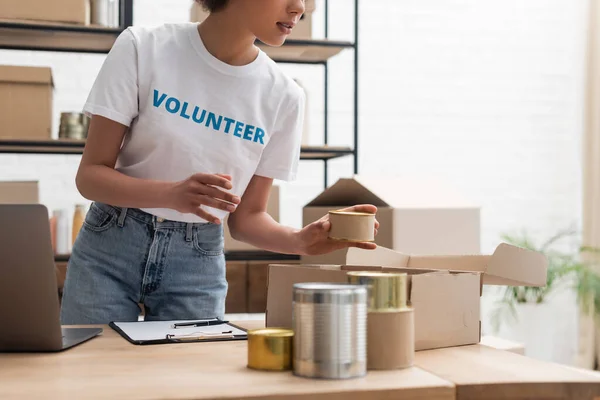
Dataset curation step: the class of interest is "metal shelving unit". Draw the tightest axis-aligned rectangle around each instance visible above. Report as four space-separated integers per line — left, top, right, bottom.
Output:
0 0 359 262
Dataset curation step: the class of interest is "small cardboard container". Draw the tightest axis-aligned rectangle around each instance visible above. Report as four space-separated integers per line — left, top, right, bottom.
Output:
367 309 414 370
0 65 53 140
0 181 39 204
302 176 481 265
0 0 90 25
223 185 280 251
266 243 547 351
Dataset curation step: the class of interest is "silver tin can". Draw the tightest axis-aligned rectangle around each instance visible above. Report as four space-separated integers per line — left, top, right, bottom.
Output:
292 283 367 379
59 112 89 140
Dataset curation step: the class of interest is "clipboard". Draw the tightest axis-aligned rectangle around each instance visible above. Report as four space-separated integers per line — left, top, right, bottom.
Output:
109 318 248 345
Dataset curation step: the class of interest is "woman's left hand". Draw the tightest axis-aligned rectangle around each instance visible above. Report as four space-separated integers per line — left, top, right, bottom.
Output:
295 204 380 256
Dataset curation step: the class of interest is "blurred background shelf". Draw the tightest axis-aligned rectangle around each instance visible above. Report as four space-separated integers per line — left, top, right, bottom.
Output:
258 39 353 63
0 20 353 63
0 139 354 161
0 20 126 53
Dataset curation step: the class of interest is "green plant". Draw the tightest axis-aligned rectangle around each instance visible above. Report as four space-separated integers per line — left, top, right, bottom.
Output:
489 228 600 333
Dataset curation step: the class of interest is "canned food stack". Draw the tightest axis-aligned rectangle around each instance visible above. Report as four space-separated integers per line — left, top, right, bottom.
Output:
59 112 89 140
347 272 415 370
292 283 367 379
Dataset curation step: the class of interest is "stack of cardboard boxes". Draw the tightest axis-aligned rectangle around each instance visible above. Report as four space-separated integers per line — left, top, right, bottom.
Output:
1 0 91 25
0 65 54 140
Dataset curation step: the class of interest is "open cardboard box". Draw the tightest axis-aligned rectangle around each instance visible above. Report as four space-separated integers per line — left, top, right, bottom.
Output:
266 243 547 351
302 176 481 265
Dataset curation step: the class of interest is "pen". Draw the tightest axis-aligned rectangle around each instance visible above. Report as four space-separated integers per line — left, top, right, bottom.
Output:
172 320 229 329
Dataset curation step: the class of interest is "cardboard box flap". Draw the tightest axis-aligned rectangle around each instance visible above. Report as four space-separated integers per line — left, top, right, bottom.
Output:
305 177 390 207
346 243 547 287
483 243 547 286
0 65 53 86
346 245 410 267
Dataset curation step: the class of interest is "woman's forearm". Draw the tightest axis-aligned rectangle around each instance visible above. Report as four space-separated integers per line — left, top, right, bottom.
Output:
228 211 302 255
76 164 173 209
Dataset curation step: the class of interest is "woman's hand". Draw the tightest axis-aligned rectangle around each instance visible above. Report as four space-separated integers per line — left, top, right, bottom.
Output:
166 173 241 223
295 204 380 256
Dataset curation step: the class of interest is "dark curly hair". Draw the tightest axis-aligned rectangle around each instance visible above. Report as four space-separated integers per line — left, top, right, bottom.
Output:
196 0 228 13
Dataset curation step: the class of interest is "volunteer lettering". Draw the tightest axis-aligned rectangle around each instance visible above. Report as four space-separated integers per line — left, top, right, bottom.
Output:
153 89 266 145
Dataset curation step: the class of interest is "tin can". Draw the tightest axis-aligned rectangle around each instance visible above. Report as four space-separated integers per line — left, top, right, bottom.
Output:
247 328 293 371
91 0 120 27
328 210 375 242
347 271 408 312
292 283 367 379
59 112 89 140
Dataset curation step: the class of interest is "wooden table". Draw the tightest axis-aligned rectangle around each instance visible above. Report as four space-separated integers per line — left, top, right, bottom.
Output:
416 345 600 400
0 321 454 400
1 320 600 400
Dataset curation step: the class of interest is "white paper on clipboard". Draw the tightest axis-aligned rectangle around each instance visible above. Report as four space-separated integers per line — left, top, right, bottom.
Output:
110 319 247 343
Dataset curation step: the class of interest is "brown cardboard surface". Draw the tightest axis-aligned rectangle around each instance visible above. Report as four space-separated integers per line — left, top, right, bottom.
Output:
0 65 53 140
224 185 279 251
266 243 546 351
0 181 39 204
0 0 90 24
346 243 548 287
367 309 415 370
301 176 480 264
265 264 347 329
265 264 482 351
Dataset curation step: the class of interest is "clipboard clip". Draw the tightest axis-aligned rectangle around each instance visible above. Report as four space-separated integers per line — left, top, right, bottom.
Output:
166 330 234 342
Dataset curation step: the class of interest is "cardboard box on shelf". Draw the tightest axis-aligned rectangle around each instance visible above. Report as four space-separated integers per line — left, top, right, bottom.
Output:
265 243 547 351
0 65 53 140
190 1 314 40
0 181 39 204
0 0 90 25
223 185 280 251
301 176 481 264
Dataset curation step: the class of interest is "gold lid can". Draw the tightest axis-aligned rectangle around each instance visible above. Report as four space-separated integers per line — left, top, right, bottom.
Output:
347 271 408 312
247 328 294 371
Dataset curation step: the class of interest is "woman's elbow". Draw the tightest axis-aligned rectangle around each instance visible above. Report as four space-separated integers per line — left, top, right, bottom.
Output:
75 166 91 200
227 213 243 240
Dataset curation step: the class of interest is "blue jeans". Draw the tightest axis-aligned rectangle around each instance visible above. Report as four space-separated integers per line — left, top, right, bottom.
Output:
60 202 228 324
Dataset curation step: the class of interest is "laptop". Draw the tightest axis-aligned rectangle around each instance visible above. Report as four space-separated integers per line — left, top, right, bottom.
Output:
0 204 102 352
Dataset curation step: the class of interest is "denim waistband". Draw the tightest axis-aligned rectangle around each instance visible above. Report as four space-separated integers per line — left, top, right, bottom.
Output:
93 201 214 230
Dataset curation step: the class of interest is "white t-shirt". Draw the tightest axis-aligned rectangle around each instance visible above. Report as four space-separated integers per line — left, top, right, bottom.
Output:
83 23 305 223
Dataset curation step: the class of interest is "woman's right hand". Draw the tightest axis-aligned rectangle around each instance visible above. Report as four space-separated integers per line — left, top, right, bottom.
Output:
166 173 241 223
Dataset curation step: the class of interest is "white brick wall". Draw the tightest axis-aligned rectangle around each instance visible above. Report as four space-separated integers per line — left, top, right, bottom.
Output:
0 0 588 363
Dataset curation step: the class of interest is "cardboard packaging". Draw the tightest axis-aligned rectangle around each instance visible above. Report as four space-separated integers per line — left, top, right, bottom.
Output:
0 181 39 204
265 243 547 351
223 185 280 251
0 0 90 25
367 310 414 370
0 65 53 140
190 1 314 40
302 176 481 264
328 210 376 242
